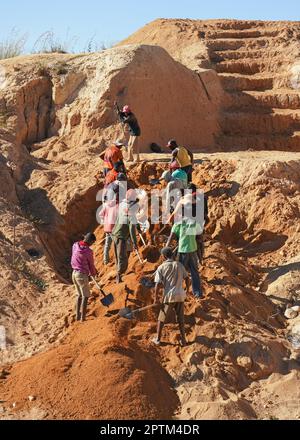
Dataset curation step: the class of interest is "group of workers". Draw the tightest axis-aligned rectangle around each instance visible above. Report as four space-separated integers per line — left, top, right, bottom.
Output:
71 105 206 347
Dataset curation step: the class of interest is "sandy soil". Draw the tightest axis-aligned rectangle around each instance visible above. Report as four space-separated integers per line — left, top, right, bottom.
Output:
1 18 300 420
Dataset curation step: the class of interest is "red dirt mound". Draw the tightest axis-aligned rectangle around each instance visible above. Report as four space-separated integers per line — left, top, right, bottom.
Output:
0 316 179 420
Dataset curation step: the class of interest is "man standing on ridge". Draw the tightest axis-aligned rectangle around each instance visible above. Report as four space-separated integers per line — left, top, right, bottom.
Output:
115 102 141 163
71 233 97 322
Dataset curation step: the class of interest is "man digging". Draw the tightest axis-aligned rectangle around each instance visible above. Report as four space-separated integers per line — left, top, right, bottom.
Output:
71 232 97 322
115 102 141 163
152 247 189 347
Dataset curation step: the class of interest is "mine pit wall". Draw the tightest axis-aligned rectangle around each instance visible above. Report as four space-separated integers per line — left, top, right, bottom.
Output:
15 77 53 147
19 182 101 280
119 20 300 153
53 183 101 278
105 47 224 152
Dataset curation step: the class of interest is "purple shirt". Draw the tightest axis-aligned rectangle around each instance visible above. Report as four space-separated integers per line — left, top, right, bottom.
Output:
71 242 97 276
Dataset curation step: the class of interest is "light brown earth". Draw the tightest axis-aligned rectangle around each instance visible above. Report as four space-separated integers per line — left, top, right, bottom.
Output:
1 19 300 420
120 18 300 151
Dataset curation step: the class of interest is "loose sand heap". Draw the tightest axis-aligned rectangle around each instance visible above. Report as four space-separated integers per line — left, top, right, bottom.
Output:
0 317 178 420
1 19 300 420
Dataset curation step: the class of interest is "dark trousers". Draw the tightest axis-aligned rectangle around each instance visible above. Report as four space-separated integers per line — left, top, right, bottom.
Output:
113 238 128 275
179 251 202 297
181 165 193 183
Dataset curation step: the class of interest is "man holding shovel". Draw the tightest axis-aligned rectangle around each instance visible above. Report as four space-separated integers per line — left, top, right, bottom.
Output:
111 189 140 283
152 247 189 347
162 168 188 216
115 102 141 163
71 232 97 322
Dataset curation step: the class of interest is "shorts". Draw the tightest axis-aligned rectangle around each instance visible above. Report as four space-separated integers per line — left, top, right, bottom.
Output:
158 302 184 324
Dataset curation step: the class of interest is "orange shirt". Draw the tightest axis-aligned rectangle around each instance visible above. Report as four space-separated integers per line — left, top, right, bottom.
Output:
103 145 123 170
104 169 118 187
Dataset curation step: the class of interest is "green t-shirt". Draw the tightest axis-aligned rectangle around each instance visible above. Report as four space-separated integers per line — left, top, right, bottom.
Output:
171 221 201 253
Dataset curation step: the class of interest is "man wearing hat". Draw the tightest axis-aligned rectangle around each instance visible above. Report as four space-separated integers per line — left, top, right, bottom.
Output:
102 140 126 176
115 103 141 163
71 232 97 322
162 168 188 216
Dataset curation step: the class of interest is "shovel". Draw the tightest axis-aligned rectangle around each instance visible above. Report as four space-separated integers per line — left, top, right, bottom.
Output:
149 178 161 186
138 232 147 247
140 276 156 288
118 303 158 320
135 248 147 264
91 276 114 307
131 234 147 264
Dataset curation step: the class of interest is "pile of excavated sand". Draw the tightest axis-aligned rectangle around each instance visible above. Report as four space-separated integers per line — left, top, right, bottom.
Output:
0 317 179 420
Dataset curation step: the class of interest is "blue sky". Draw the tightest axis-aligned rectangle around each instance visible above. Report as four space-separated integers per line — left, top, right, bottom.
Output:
1 0 299 53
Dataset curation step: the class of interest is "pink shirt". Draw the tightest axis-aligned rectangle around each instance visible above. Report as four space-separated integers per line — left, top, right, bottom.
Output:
99 201 119 233
71 242 97 276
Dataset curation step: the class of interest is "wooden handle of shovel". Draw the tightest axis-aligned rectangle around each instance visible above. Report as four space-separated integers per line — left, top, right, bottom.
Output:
132 303 158 314
135 248 146 264
91 276 107 297
138 232 146 247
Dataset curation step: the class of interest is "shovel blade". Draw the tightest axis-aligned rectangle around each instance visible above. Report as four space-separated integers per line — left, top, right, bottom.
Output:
100 293 114 307
140 277 155 288
149 178 160 186
118 307 133 319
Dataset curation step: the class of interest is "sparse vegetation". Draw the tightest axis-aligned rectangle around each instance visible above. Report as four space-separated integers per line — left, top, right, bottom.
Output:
84 35 115 53
13 257 48 292
0 28 115 59
0 28 27 60
32 30 78 54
